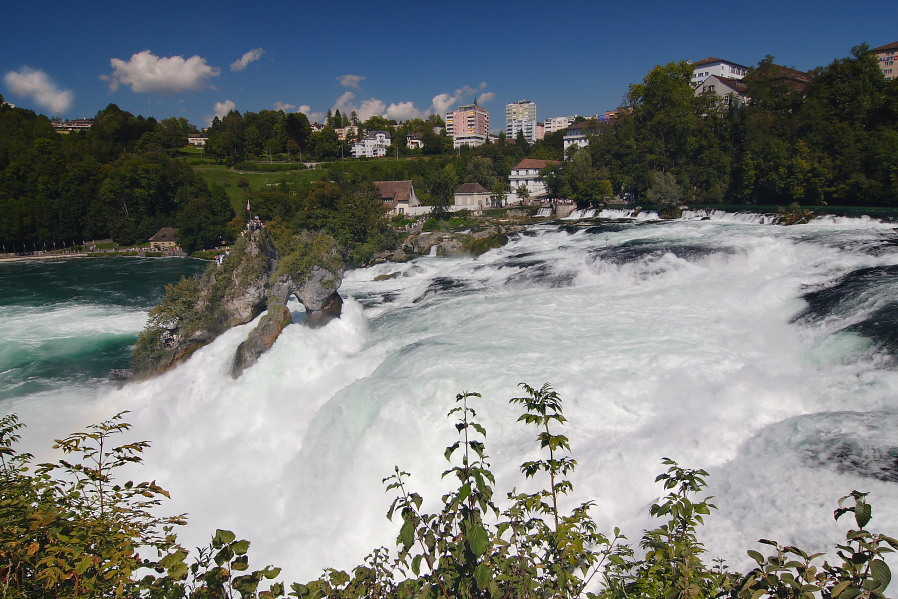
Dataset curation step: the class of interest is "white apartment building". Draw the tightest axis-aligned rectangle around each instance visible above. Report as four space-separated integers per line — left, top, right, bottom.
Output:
506 100 538 143
690 57 750 86
562 120 602 155
351 131 391 158
508 159 559 199
545 115 577 133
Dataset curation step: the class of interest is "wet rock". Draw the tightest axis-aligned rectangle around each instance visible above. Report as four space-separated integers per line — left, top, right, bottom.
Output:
230 303 293 378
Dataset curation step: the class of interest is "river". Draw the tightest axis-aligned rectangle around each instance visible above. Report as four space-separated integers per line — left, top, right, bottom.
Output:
2 210 897 584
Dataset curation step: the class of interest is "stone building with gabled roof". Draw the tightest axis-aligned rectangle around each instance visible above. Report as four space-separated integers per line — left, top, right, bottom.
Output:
372 180 423 216
453 182 492 211
149 227 180 250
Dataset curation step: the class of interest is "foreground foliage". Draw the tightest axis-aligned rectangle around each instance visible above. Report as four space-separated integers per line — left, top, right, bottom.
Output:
1 385 896 598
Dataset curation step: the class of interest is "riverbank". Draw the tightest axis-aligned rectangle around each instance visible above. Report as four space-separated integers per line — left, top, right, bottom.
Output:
0 249 187 263
0 251 89 263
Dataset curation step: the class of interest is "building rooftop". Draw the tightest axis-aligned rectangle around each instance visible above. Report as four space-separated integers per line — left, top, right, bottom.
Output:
700 75 749 93
373 180 414 203
149 227 179 243
455 182 490 194
692 56 750 70
871 41 898 53
512 159 560 170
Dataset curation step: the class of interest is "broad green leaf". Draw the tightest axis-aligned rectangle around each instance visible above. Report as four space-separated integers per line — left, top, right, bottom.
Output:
458 483 471 503
399 519 415 550
856 502 872 528
233 539 251 555
214 529 236 546
831 580 852 597
232 555 249 571
468 523 490 556
841 586 862 599
411 554 424 576
474 562 492 589
871 559 891 587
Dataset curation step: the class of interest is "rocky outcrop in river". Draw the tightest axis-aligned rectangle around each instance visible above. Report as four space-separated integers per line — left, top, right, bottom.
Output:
131 228 344 379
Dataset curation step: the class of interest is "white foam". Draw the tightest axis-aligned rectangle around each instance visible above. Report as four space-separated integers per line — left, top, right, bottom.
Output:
10 217 898 584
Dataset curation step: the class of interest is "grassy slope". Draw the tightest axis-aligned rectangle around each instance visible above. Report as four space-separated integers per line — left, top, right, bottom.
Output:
190 163 326 213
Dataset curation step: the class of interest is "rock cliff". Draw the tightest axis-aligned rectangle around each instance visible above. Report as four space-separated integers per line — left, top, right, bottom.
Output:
131 228 344 379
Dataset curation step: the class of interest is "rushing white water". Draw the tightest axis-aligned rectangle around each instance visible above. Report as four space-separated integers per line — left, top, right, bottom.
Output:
8 216 898 585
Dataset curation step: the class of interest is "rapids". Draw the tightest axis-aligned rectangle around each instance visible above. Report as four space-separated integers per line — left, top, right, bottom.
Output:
3 214 898 584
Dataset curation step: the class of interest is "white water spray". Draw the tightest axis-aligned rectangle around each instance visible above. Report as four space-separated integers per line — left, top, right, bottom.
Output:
9 217 898 585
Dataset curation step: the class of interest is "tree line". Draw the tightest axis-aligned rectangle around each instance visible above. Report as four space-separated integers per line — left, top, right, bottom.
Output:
2 42 895 254
0 101 234 253
546 45 898 209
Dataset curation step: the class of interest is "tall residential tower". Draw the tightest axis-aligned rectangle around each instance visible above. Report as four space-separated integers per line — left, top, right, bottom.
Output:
446 101 491 148
506 99 538 143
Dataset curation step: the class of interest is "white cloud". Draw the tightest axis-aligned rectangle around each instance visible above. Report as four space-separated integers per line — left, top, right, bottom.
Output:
299 105 325 124
331 92 394 122
103 50 219 94
3 67 73 114
386 101 424 121
206 99 236 125
356 98 387 121
333 91 356 113
274 101 296 112
430 85 480 115
311 81 491 126
338 74 365 89
230 48 264 72
430 93 456 116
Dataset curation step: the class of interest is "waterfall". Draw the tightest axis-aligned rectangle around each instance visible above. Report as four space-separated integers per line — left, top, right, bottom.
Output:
4 218 898 584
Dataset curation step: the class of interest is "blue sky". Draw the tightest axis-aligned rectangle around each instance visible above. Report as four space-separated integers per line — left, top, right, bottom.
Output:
2 0 894 129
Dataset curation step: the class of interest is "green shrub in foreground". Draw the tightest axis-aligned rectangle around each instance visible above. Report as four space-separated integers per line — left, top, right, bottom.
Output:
1 385 896 598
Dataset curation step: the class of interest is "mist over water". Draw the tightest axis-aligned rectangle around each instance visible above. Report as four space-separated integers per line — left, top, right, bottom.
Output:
4 216 898 583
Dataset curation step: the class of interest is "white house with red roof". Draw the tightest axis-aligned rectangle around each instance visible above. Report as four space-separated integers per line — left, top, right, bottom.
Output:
508 159 560 200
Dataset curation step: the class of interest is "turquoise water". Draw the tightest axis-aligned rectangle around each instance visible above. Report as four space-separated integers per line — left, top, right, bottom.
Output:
0 257 207 399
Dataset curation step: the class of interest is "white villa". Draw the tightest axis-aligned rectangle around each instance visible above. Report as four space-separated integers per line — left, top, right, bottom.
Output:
690 57 749 86
352 131 391 158
508 159 559 200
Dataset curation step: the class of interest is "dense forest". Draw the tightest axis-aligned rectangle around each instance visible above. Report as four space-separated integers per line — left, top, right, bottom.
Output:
1 43 896 256
0 101 234 253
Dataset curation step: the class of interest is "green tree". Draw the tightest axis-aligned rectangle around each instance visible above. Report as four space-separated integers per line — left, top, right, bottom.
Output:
646 170 684 217
426 164 459 220
465 156 497 190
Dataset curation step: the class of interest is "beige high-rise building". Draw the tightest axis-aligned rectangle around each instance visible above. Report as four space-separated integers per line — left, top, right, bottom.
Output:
506 100 538 143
